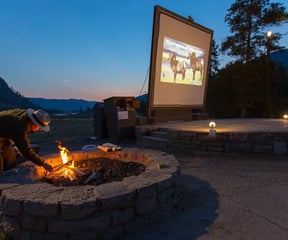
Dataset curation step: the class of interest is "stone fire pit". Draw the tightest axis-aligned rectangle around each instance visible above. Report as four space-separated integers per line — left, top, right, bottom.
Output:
0 148 180 240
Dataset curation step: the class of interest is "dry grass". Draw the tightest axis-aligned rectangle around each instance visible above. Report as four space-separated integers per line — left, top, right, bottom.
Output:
30 116 95 145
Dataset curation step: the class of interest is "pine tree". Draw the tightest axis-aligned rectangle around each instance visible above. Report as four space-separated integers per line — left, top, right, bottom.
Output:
209 39 220 78
222 0 288 63
221 0 288 117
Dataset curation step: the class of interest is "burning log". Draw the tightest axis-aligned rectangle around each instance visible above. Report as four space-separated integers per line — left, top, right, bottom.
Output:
64 165 86 176
47 166 87 182
65 172 77 181
53 159 74 172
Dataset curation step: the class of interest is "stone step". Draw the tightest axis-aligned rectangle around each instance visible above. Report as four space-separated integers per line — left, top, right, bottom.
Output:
150 130 167 139
141 136 168 149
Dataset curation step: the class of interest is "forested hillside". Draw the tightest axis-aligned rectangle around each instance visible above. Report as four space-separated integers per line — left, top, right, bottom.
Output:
0 77 38 110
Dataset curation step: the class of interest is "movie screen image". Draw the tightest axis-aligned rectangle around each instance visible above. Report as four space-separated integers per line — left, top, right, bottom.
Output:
161 36 205 86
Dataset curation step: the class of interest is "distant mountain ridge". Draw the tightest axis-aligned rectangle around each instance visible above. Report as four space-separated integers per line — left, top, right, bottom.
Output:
0 77 38 110
28 98 98 113
0 77 98 113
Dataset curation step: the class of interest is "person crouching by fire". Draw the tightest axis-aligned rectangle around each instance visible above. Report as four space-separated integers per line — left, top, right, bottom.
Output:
0 108 53 173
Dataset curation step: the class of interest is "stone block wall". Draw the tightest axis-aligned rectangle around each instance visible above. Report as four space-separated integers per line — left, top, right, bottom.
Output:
0 148 181 240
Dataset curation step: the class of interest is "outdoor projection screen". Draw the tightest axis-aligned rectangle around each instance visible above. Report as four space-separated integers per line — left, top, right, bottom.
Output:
148 5 213 113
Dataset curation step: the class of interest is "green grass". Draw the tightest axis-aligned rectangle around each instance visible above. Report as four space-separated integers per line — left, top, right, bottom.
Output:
30 116 95 145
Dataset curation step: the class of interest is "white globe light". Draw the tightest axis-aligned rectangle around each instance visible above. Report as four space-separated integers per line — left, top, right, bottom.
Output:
266 31 272 38
209 121 216 129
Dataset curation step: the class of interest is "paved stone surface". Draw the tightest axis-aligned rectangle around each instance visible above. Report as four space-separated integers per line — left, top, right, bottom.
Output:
123 150 288 240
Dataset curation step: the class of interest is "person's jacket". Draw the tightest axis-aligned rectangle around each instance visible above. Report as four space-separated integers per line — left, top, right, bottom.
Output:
0 108 45 166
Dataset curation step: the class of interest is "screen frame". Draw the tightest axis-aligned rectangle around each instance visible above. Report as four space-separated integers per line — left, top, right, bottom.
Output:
147 5 213 120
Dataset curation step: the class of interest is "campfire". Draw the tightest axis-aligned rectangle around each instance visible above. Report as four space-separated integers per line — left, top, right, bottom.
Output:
41 141 146 186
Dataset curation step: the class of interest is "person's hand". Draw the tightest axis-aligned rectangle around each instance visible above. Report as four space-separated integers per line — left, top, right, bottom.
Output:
42 162 53 172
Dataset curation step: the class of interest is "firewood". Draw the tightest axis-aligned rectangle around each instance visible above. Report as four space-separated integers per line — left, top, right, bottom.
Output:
63 165 86 176
84 171 102 184
53 159 74 172
67 174 77 181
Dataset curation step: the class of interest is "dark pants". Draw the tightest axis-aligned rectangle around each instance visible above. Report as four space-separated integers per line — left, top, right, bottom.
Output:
0 138 16 172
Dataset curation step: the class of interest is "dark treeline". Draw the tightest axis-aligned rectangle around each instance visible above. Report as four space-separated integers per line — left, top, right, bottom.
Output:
206 0 288 118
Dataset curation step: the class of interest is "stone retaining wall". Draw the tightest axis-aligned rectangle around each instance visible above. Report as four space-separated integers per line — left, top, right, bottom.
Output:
167 131 288 154
0 148 180 240
136 126 288 154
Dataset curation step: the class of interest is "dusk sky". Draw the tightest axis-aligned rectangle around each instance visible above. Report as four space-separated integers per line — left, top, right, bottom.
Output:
0 0 287 101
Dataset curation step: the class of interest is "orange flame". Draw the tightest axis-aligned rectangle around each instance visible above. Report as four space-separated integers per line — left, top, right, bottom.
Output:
56 140 74 168
59 146 70 164
54 140 80 181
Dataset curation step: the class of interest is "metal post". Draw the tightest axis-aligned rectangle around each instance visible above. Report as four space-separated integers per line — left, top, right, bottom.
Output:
266 31 272 117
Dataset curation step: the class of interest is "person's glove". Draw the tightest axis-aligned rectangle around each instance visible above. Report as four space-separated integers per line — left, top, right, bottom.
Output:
42 162 53 172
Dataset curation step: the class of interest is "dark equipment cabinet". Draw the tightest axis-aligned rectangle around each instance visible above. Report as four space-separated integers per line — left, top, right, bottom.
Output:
93 102 107 139
104 96 138 140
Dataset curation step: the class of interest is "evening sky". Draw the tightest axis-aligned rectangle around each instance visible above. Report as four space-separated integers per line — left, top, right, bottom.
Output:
0 0 287 101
